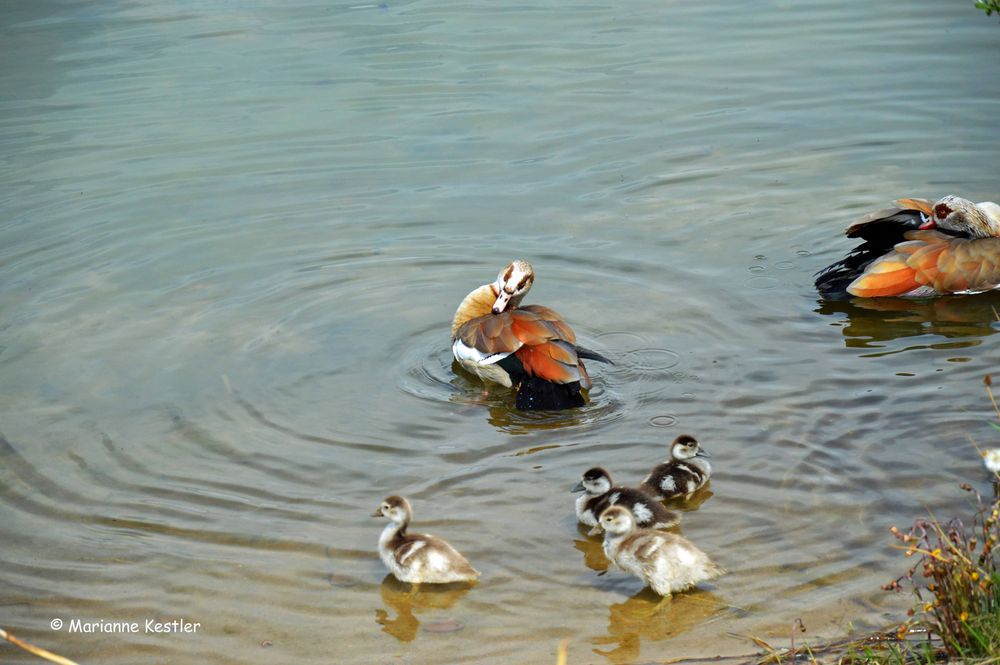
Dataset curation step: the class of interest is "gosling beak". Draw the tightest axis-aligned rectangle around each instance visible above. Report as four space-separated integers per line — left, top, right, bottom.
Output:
696 449 712 459
371 507 384 518
571 481 585 493
491 289 513 314
587 524 603 537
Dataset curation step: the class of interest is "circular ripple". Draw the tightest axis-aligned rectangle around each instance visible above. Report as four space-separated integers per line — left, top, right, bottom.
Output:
594 330 648 352
394 323 626 434
747 276 780 290
623 348 681 372
649 414 678 427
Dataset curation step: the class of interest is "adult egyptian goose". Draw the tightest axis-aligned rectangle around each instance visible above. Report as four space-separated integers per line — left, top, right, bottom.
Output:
573 467 680 530
590 505 723 597
451 260 611 410
815 196 1000 299
639 434 712 501
373 495 480 585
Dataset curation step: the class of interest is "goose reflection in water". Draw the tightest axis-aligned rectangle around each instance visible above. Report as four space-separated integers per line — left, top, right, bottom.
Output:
374 575 472 643
591 588 730 664
450 360 603 432
815 292 1000 351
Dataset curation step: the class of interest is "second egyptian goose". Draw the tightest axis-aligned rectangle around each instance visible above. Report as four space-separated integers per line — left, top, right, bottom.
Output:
816 196 1000 299
451 260 611 410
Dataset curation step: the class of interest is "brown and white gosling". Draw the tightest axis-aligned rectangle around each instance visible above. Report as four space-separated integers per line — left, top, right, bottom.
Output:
590 505 724 596
373 495 480 584
639 434 712 501
573 467 679 530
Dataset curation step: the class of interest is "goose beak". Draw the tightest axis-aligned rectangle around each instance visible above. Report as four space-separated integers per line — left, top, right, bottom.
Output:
587 524 603 537
918 213 936 230
571 481 585 493
491 290 513 314
696 449 712 459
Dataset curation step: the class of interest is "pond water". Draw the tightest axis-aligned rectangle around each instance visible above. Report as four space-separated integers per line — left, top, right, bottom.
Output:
2 1 1000 663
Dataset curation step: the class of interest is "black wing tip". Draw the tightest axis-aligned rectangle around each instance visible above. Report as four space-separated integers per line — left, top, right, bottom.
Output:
575 346 614 365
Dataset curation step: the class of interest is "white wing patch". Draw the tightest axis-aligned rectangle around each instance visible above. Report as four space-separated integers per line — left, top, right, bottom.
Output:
452 339 511 366
659 476 676 492
452 339 515 387
608 491 621 505
632 502 653 524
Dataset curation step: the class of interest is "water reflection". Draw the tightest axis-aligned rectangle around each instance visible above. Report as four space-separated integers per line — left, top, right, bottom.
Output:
664 486 715 512
449 361 619 434
374 575 473 643
815 293 1000 351
591 588 729 664
573 530 611 572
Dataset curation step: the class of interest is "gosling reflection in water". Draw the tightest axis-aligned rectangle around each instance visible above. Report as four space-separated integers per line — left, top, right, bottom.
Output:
591 588 728 664
573 529 612 572
374 575 472 643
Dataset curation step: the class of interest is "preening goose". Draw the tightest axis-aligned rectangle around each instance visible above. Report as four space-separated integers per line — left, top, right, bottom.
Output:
816 196 1000 299
451 260 610 410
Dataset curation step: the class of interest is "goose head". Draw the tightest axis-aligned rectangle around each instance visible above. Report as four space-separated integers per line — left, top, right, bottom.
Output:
372 495 413 526
572 467 613 496
589 505 636 537
920 196 999 239
491 260 534 314
670 434 710 461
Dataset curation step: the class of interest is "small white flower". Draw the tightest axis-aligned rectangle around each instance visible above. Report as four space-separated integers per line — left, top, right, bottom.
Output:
983 449 1000 474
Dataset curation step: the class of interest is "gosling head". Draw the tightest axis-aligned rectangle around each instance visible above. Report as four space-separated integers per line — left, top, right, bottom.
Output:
372 495 412 525
590 505 636 537
670 434 711 461
572 467 613 496
920 196 997 239
491 260 534 314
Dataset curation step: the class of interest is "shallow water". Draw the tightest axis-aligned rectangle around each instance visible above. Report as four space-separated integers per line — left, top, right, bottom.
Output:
2 1 1000 663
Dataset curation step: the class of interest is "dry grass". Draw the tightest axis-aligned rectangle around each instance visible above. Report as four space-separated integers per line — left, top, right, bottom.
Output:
0 627 80 665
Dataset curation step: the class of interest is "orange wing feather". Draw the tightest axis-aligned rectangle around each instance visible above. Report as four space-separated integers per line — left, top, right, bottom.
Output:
516 341 590 388
847 232 1000 297
454 305 589 386
893 198 934 215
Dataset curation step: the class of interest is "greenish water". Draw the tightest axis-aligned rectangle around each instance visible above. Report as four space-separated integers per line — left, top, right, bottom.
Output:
1 1 999 663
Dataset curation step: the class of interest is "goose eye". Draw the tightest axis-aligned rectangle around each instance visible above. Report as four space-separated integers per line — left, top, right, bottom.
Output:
934 204 951 219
